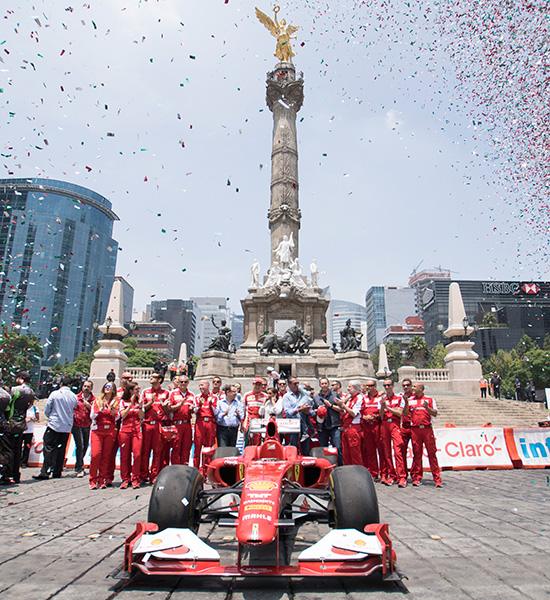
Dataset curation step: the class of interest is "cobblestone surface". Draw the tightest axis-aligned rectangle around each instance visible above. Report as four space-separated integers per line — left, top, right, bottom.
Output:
1 468 549 599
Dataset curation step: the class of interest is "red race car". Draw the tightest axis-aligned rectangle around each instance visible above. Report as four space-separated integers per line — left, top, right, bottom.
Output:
119 419 403 581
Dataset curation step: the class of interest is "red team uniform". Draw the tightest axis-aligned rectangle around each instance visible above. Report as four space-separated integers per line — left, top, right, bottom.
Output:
379 393 407 485
361 393 382 479
341 394 364 465
168 388 195 466
400 394 413 476
194 392 217 471
408 394 442 486
89 399 117 488
118 398 142 488
140 386 170 484
244 391 268 445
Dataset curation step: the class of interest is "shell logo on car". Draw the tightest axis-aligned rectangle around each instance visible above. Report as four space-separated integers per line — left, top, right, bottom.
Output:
246 481 277 491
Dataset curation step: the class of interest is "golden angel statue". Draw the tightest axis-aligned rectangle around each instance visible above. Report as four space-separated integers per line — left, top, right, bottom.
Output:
255 6 299 64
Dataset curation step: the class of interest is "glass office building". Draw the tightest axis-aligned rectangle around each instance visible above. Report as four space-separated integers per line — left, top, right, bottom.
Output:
0 178 118 372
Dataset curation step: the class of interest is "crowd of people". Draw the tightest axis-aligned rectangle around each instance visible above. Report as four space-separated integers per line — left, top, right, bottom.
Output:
479 373 538 401
1 370 443 489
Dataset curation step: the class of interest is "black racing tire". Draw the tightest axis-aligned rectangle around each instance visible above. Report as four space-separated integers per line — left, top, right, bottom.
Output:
329 465 379 530
212 446 240 460
311 446 338 466
148 465 203 533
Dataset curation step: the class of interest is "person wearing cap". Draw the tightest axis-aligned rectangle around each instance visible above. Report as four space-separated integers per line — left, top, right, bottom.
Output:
313 377 343 465
243 377 268 445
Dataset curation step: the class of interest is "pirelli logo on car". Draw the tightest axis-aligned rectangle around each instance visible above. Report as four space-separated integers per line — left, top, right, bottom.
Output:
246 481 277 490
244 504 273 512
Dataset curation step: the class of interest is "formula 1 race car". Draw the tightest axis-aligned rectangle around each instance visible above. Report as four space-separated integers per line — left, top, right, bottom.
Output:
119 419 402 581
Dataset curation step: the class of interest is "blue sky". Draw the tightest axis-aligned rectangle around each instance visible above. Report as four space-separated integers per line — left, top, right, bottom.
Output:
2 1 545 316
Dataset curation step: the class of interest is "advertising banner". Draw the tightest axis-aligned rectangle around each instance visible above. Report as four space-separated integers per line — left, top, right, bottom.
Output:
402 427 513 471
504 427 550 468
433 427 513 469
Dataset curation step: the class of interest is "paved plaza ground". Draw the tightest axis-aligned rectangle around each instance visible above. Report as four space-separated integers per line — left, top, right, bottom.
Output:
1 468 549 600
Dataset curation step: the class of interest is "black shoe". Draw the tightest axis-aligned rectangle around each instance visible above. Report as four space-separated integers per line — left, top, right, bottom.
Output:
52 474 62 479
32 474 50 480
0 477 13 485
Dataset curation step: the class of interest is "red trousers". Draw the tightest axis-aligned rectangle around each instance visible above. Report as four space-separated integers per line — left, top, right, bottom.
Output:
193 420 216 470
105 429 120 484
119 428 142 485
379 420 406 483
89 428 115 486
341 425 363 466
173 423 193 465
411 426 442 485
140 422 161 483
400 425 412 475
362 423 381 478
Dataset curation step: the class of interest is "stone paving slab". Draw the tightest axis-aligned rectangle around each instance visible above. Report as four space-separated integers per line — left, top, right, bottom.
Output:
1 468 549 599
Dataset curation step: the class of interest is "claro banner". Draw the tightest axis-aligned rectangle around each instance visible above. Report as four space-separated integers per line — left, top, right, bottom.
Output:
432 427 513 469
403 427 513 470
504 427 550 468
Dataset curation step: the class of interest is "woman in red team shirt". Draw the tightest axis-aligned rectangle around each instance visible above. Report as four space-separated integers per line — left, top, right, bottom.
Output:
89 383 118 490
118 383 144 489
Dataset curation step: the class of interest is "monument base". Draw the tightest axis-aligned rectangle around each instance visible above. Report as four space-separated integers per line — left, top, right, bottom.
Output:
89 339 128 391
444 340 483 395
195 347 374 385
335 350 374 379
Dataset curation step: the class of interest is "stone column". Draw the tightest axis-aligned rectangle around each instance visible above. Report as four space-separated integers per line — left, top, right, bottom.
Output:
266 63 303 267
444 282 482 395
89 279 129 390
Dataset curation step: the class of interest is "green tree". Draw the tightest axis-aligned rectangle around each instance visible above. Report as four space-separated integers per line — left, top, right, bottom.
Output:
0 326 44 386
385 341 403 375
515 334 538 356
482 311 498 328
428 343 447 368
406 336 429 367
124 337 159 368
543 333 550 351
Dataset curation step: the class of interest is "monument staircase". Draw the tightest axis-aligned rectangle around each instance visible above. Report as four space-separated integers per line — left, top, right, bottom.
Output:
426 392 547 428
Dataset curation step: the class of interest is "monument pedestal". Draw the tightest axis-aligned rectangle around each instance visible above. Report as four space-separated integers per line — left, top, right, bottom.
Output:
194 350 234 379
335 350 374 379
444 340 483 395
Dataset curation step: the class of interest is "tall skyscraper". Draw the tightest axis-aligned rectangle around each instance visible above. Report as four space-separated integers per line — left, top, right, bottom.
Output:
0 178 118 372
365 286 417 352
150 299 202 357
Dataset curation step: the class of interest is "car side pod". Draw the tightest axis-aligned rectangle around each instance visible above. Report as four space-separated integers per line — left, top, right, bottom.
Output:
119 522 404 580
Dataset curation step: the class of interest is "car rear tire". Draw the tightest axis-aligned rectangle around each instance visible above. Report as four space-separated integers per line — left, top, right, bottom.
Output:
148 465 203 533
329 465 379 530
212 446 240 460
311 446 338 466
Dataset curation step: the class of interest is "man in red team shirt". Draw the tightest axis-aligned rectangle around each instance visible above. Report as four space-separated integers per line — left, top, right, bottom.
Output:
399 379 414 480
166 376 195 466
336 381 364 466
361 379 382 480
140 373 169 484
194 380 217 472
211 377 223 400
244 377 268 445
379 379 407 487
406 382 442 488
